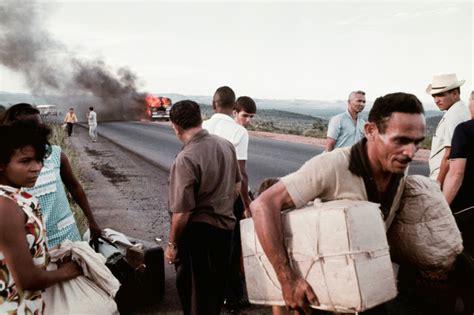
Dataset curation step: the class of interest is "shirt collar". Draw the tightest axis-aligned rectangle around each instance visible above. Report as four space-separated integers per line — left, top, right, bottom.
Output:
185 129 209 147
349 138 403 219
210 113 235 122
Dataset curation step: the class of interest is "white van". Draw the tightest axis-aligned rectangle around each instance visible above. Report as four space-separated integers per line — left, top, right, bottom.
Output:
36 104 58 116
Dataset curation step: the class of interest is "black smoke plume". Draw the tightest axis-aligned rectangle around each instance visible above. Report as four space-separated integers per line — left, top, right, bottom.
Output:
0 1 147 120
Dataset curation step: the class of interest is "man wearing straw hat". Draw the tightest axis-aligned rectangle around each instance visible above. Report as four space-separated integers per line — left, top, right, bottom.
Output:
426 73 470 185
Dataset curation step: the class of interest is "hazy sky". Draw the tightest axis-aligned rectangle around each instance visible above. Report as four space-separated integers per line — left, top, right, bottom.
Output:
0 0 472 104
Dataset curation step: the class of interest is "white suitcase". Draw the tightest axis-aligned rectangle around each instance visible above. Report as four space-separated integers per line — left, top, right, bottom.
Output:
241 200 397 313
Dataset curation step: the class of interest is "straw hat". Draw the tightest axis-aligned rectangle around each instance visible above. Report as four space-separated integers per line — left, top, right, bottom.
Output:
426 73 465 95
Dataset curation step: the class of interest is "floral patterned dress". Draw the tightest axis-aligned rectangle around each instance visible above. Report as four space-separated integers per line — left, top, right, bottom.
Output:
0 185 47 315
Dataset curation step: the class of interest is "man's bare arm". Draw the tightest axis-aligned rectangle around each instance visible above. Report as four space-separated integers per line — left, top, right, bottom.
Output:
238 160 251 214
325 137 336 152
443 158 466 205
250 181 318 313
436 147 451 187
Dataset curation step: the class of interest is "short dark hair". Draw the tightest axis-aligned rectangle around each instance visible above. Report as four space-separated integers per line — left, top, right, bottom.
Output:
170 100 202 130
2 103 40 125
368 92 424 133
213 86 236 110
0 120 51 165
235 96 257 114
89 107 94 111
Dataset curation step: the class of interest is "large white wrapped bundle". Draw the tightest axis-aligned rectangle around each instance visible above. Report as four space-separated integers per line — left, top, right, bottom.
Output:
241 200 397 313
387 175 463 273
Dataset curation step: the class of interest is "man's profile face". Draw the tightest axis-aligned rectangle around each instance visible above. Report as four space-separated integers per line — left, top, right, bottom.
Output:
234 110 255 128
433 90 457 111
348 94 366 114
372 112 425 174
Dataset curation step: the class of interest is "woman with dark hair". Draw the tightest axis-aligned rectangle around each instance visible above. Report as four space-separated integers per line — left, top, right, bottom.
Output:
2 103 101 248
0 121 81 314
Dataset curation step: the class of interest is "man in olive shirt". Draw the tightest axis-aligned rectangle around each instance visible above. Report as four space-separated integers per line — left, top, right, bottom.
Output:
165 100 242 315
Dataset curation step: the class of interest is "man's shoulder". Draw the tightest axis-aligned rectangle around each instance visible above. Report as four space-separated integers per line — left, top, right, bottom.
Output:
329 112 345 124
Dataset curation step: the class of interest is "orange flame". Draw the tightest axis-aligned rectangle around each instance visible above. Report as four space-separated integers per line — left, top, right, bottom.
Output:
145 95 171 108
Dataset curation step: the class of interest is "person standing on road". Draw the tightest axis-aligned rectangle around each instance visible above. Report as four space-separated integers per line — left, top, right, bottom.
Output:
443 91 474 248
64 107 78 137
2 103 101 248
426 73 470 186
165 100 241 315
250 92 426 313
87 106 98 142
325 90 366 152
203 87 252 310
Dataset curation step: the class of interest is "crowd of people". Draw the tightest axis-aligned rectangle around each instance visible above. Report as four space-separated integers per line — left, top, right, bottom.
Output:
0 72 473 315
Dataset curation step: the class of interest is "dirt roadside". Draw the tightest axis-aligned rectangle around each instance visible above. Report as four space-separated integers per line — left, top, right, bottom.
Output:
70 127 272 315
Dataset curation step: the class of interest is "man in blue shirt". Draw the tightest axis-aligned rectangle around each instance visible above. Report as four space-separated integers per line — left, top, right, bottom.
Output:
326 90 366 151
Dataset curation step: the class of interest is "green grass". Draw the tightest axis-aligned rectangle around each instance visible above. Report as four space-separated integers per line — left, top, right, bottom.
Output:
48 123 88 235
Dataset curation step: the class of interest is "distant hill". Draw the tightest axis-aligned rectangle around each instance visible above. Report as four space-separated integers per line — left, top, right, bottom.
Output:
0 91 443 146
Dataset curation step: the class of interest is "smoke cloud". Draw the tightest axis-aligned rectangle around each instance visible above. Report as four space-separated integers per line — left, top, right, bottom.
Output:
0 1 147 120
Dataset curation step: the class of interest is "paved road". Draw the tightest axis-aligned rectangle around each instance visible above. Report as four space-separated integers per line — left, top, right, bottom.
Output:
96 121 429 189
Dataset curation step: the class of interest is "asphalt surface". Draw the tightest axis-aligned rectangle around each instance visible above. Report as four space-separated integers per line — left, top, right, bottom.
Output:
95 121 429 190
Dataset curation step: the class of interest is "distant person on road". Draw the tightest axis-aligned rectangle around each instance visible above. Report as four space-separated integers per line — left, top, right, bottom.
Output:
250 93 426 313
426 73 470 186
87 106 98 142
64 107 78 137
2 103 101 248
165 100 241 315
0 121 82 314
203 87 252 310
325 90 366 152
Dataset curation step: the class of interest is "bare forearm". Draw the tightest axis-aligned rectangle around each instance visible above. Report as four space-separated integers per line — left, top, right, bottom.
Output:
69 184 96 223
240 174 251 208
21 265 79 291
443 173 463 205
168 212 191 244
251 198 293 283
325 138 336 152
436 148 451 187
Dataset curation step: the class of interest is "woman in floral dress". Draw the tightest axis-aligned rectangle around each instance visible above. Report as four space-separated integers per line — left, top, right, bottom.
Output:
0 121 81 314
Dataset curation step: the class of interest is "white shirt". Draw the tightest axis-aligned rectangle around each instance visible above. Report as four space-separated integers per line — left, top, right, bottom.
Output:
203 113 249 160
88 111 97 127
429 100 470 179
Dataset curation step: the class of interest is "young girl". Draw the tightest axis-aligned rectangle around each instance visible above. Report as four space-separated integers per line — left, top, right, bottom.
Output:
0 121 81 314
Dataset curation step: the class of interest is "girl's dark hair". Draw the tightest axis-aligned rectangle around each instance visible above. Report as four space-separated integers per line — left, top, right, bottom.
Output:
1 103 40 125
0 121 51 165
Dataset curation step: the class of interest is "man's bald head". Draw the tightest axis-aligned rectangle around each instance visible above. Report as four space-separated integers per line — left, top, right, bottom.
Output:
213 86 236 111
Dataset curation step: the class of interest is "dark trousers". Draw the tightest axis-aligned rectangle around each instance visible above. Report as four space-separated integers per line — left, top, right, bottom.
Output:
176 222 233 315
225 196 246 303
66 122 74 137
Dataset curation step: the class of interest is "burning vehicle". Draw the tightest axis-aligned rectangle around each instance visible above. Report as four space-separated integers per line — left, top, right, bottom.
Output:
145 95 172 121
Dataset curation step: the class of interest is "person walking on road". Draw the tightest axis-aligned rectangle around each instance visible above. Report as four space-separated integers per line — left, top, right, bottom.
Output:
87 106 98 142
64 107 78 137
426 73 470 186
326 90 366 152
165 100 242 315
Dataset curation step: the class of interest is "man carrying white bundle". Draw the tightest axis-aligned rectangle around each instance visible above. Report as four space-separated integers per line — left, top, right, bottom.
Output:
250 93 460 314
